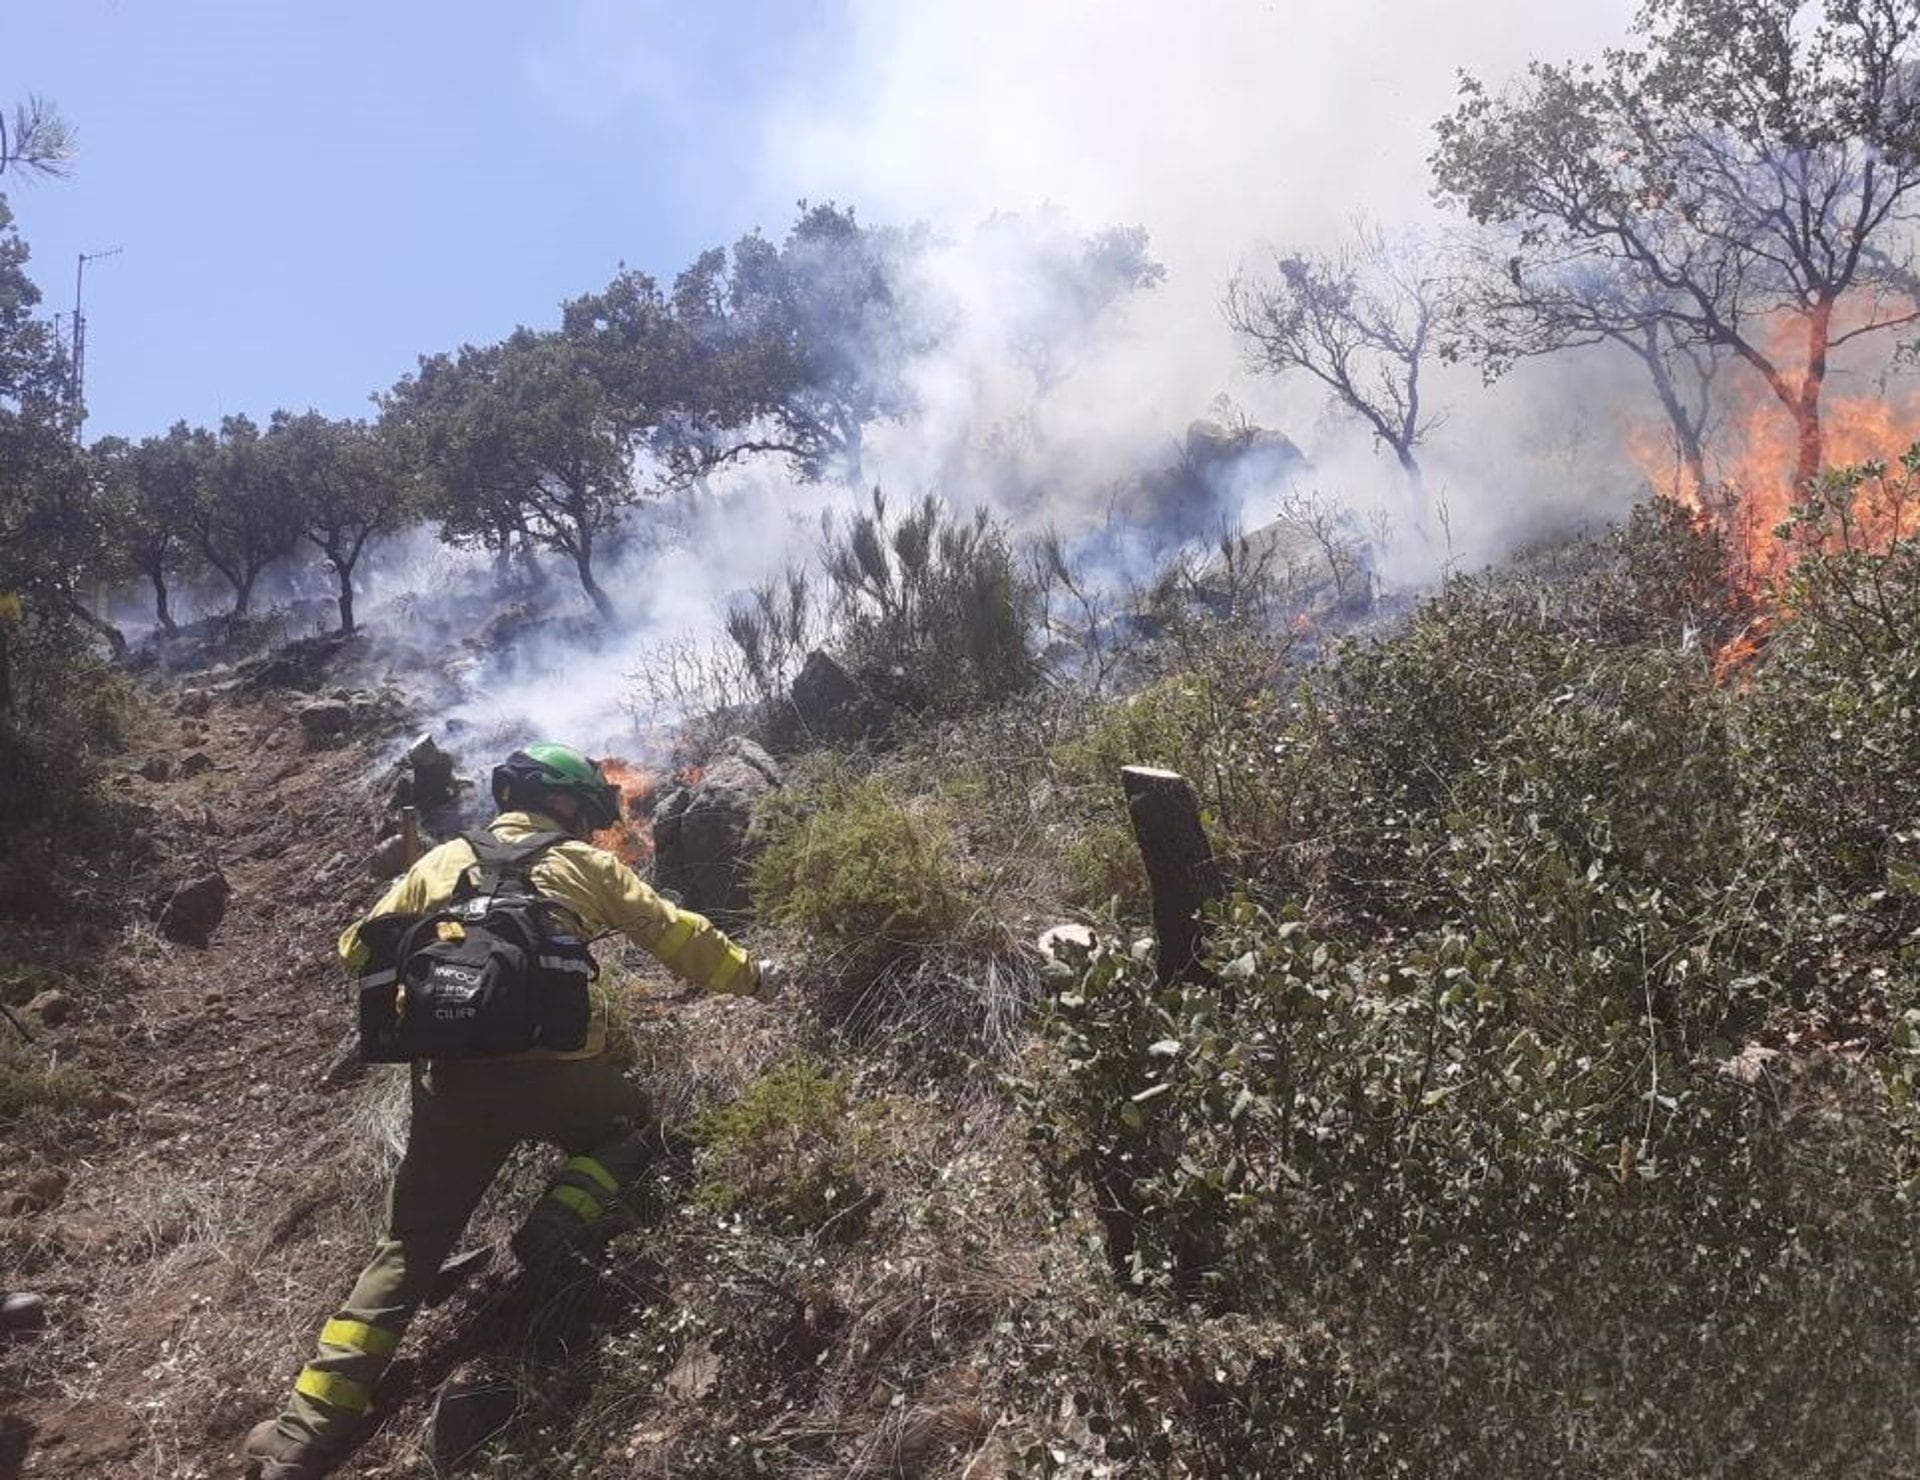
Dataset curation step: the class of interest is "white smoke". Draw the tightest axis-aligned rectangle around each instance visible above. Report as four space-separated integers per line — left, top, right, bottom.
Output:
402 0 1655 754
755 0 1640 513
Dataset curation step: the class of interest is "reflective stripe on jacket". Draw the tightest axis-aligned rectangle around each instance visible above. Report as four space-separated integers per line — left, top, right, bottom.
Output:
339 810 755 1057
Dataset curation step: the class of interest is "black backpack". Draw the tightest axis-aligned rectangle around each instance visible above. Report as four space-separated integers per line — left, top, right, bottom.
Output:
355 830 597 1062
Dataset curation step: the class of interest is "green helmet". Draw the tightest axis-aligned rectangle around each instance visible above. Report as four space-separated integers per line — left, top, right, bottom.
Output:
491 743 621 831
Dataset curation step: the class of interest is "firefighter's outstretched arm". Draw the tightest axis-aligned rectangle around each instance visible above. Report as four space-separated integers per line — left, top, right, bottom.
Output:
576 852 757 995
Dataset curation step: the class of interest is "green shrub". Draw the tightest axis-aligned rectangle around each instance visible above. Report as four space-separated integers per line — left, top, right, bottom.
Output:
690 1058 874 1236
752 776 967 962
1264 519 1743 933
0 1038 95 1127
0 607 135 839
1018 485 1920 1473
1027 892 1920 1475
821 490 1035 715
1052 620 1291 908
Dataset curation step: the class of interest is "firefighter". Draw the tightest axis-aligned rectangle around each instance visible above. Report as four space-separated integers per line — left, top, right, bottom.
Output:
244 743 766 1480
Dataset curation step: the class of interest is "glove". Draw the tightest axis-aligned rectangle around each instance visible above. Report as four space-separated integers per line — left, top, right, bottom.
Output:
750 957 789 1001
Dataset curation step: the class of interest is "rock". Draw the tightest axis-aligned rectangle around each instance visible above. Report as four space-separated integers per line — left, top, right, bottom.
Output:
1184 417 1307 475
158 871 231 947
1720 1042 1782 1086
651 737 782 919
0 1293 46 1334
664 1338 720 1401
406 734 458 810
298 700 354 744
176 688 213 717
26 988 73 1027
239 631 357 693
51 1215 120 1255
138 756 173 783
788 649 889 743
177 751 215 779
1036 924 1100 978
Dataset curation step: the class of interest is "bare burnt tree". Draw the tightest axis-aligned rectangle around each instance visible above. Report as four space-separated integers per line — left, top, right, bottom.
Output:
1455 249 1727 495
1434 0 1920 498
1226 222 1451 507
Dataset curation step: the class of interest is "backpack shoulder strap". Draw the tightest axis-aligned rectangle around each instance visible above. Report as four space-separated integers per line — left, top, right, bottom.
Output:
462 829 570 895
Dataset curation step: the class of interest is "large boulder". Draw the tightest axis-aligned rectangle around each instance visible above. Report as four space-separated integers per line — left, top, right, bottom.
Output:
651 737 782 920
158 871 231 947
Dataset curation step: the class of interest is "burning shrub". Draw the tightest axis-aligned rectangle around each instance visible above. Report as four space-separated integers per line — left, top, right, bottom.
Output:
1019 494 1920 1472
1741 456 1920 902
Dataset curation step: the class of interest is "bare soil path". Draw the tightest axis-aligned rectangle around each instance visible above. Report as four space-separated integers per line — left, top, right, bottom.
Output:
2 681 420 1479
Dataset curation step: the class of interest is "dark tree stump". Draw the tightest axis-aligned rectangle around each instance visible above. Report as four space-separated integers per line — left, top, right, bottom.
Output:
1121 766 1224 987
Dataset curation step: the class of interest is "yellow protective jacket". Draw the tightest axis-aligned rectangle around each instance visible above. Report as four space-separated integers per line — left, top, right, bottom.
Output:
339 809 755 1058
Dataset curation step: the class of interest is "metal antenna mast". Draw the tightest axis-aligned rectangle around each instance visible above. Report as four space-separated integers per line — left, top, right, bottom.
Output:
70 246 122 441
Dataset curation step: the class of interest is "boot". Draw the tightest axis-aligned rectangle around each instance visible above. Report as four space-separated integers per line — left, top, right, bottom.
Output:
425 1246 494 1309
241 1420 337 1480
509 1210 596 1288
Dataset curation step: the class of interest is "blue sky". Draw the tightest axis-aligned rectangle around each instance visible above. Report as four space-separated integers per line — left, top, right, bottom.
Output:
3 0 842 440
4 0 1637 452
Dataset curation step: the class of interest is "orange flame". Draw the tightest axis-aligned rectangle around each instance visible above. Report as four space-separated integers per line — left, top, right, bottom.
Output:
1627 310 1920 677
590 757 657 866
586 758 711 865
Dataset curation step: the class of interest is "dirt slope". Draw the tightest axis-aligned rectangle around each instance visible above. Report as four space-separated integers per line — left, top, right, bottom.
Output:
2 680 432 1478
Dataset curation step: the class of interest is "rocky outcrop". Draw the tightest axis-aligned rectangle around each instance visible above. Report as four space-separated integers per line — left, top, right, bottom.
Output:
651 737 782 920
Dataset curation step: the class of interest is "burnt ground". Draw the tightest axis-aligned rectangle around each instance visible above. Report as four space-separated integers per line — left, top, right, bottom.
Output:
0 678 766 1479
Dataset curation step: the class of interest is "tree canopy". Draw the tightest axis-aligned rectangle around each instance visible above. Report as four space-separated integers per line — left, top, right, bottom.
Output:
1432 0 1920 495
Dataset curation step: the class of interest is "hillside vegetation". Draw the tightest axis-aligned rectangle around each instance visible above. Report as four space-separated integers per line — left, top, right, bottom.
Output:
9 454 1919 1478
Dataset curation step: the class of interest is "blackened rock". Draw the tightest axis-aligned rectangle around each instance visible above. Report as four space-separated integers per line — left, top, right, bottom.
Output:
789 650 890 743
138 756 173 783
176 688 214 717
406 734 458 810
241 631 358 693
177 751 216 779
365 833 412 881
651 737 782 920
0 1292 46 1333
158 871 231 947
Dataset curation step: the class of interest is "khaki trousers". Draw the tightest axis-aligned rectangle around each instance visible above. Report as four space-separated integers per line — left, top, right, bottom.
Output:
276 1054 649 1450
